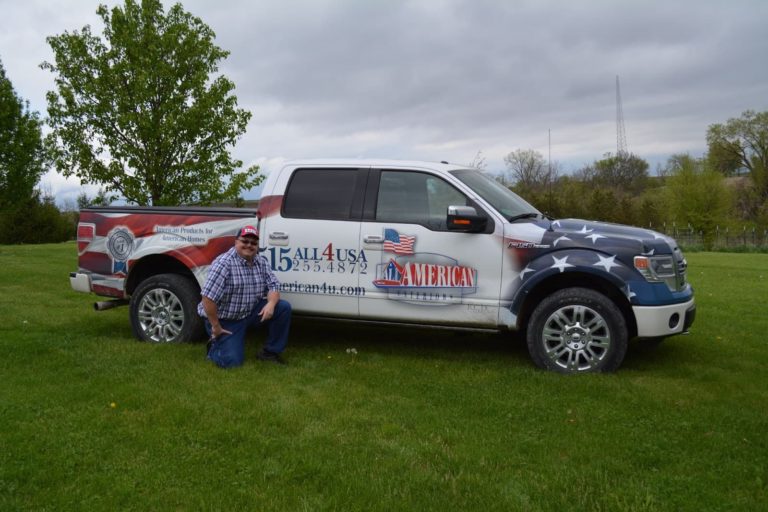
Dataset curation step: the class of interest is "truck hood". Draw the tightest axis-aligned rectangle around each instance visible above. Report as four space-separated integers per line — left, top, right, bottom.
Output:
504 217 681 267
549 218 677 255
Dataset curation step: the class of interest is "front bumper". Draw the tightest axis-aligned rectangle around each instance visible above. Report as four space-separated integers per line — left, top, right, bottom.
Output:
633 298 696 338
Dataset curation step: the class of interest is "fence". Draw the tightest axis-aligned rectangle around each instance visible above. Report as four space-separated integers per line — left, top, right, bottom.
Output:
652 223 768 250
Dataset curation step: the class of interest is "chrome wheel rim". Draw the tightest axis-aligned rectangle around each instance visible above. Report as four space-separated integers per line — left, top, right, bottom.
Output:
137 288 185 342
542 305 611 372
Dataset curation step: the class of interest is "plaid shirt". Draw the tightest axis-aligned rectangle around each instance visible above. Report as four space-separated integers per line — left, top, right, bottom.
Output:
197 247 281 321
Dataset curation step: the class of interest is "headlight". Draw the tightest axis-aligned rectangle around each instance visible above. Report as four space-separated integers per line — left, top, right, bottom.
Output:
634 255 680 291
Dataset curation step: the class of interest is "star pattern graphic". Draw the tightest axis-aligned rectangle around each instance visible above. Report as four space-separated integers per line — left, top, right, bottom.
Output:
504 219 690 315
519 265 535 280
510 220 673 291
585 233 606 244
593 254 620 273
550 255 574 273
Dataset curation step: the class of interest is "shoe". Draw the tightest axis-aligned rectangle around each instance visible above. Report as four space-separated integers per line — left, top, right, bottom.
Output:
257 350 287 365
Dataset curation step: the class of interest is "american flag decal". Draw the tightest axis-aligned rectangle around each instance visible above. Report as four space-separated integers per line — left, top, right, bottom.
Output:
383 228 415 255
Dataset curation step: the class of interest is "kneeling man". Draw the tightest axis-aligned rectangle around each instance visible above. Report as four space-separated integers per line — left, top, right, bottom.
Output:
198 225 291 367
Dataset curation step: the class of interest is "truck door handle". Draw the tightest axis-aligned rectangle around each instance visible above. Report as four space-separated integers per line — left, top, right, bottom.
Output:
364 235 384 244
269 231 288 240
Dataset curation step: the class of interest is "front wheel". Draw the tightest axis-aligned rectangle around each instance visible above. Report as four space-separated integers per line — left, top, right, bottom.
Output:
526 287 628 373
130 274 205 343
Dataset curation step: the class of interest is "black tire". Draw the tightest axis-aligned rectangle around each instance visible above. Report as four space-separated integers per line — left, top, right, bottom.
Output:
129 273 205 343
526 287 628 373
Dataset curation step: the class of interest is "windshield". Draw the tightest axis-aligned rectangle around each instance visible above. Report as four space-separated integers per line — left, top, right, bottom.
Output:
450 169 541 220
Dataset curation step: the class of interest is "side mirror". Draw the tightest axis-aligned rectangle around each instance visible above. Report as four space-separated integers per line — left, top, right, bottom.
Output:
447 205 487 232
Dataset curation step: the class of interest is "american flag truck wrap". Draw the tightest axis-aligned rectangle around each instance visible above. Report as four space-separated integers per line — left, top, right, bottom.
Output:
71 206 258 344
71 159 696 373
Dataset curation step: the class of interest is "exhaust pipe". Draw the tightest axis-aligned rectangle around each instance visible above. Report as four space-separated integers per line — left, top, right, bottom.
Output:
94 299 129 311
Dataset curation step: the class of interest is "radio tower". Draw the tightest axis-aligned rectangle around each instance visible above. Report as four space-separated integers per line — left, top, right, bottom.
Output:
616 75 628 157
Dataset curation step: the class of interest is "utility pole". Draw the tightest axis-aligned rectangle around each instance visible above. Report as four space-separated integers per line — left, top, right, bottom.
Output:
548 128 553 214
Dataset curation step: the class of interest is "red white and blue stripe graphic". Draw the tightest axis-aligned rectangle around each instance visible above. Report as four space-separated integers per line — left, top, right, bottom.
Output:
383 228 415 255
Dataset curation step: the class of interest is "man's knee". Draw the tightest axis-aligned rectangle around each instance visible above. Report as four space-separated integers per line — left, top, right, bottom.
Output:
209 344 244 368
207 322 246 368
276 299 292 315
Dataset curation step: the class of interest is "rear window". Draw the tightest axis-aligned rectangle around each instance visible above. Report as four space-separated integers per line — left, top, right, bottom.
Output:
282 169 359 220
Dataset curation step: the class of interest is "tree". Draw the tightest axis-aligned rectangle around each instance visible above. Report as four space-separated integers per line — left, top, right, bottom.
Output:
503 149 553 195
467 150 487 170
706 138 743 177
590 152 649 194
587 187 618 223
0 58 48 212
42 0 260 206
0 190 73 244
706 110 768 200
77 187 114 209
662 154 733 250
548 175 590 219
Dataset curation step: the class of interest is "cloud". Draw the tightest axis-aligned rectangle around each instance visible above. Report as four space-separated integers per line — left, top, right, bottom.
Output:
2 0 767 203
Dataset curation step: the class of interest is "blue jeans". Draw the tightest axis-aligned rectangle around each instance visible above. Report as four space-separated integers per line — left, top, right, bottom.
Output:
204 299 292 368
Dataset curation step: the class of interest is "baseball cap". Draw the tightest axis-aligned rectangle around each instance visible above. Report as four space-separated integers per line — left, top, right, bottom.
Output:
237 225 259 238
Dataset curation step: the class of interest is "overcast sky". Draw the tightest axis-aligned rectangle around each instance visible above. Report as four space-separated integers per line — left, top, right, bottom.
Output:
1 0 767 205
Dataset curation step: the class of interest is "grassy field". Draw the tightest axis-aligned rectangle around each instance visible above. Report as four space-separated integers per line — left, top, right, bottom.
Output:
0 243 766 511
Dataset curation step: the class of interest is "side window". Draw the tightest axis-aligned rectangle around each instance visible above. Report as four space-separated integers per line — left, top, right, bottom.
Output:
283 169 358 220
376 171 469 230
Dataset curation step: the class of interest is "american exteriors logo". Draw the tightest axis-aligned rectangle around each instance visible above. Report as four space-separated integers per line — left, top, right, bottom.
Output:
106 227 134 274
373 228 477 303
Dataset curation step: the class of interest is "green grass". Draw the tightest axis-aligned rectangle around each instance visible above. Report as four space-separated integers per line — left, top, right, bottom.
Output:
1 243 766 511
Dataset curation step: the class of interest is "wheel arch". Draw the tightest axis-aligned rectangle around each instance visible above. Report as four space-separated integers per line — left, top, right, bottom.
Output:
126 254 200 297
514 271 637 340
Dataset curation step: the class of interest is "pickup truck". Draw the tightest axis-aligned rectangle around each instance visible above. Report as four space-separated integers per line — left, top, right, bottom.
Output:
71 159 695 373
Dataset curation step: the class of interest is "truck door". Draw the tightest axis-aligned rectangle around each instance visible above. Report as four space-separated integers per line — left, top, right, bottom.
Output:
358 168 503 327
261 167 367 317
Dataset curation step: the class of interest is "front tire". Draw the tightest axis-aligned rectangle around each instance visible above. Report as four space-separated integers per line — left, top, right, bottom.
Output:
130 274 204 343
526 287 628 373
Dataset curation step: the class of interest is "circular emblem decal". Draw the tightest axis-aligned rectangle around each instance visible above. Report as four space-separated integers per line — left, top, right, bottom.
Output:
107 228 134 261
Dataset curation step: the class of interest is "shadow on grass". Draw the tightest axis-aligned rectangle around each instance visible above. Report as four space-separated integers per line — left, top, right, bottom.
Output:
287 317 531 365
65 305 700 374
622 335 699 372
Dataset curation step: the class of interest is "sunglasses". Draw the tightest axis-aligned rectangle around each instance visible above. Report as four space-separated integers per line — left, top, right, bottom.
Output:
238 237 259 246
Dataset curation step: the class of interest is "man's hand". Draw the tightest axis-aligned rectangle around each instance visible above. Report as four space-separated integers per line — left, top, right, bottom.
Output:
259 302 276 321
211 323 232 339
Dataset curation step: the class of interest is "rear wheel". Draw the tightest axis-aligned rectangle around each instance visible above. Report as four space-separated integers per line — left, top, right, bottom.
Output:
526 287 628 373
130 274 204 343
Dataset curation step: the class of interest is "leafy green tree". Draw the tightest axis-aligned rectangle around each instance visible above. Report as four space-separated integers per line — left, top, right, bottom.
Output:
0 190 73 244
42 0 260 206
635 192 664 230
77 187 113 209
706 138 743 177
564 153 648 223
663 154 733 249
0 58 48 213
707 110 768 209
548 176 583 219
590 152 649 194
586 188 618 222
